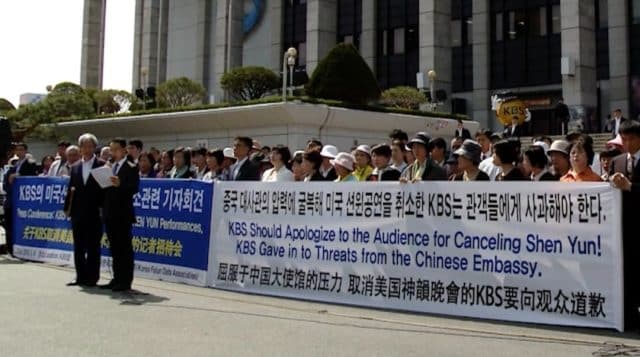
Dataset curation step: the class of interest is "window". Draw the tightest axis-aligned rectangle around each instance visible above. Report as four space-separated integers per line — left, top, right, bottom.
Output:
381 30 388 55
495 12 503 41
598 0 608 28
298 42 307 65
634 0 640 24
466 17 473 45
394 28 405 54
337 0 362 50
343 35 354 44
552 5 561 33
451 20 462 46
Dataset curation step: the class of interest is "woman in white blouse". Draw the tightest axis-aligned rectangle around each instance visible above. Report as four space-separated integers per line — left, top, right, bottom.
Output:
261 145 295 182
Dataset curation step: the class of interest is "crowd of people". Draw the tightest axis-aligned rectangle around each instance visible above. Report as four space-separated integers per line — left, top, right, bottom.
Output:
3 118 640 189
2 118 640 323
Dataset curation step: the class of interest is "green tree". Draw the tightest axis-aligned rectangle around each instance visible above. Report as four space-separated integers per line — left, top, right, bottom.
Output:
380 86 427 110
46 81 95 119
90 89 137 114
0 98 15 114
157 77 206 108
306 43 380 104
220 66 280 101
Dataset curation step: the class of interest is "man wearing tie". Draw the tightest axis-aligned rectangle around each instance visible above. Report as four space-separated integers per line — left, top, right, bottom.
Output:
66 134 105 286
101 138 140 292
230 136 260 181
2 142 37 256
610 120 640 328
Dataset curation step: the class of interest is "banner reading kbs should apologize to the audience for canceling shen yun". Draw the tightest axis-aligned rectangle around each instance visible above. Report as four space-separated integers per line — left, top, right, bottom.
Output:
209 182 624 331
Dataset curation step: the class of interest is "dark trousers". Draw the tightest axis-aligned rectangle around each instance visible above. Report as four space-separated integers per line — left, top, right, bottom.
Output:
623 196 640 330
106 219 134 288
2 207 13 255
71 216 103 284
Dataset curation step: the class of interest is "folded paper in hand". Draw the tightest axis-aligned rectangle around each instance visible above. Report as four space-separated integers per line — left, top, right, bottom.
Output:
90 166 114 188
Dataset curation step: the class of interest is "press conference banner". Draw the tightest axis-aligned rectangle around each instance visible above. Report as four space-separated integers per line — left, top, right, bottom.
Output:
208 182 624 331
12 177 212 286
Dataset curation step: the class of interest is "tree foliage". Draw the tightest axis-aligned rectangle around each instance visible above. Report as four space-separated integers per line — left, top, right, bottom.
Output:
90 89 137 114
0 98 15 114
157 77 206 108
220 66 280 101
380 86 427 110
306 43 380 104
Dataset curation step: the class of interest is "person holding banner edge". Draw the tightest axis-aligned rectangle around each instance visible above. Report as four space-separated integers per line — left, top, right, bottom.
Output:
66 134 105 287
100 138 140 292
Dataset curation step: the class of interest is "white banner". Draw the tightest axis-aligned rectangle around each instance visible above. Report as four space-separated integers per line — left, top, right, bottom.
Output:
208 182 624 331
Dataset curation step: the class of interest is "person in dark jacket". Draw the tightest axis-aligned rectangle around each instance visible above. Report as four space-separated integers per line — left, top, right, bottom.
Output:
230 137 260 181
101 138 140 292
400 132 447 182
2 142 38 256
66 134 105 286
369 144 401 181
523 145 556 181
452 140 490 181
493 139 525 181
301 150 324 182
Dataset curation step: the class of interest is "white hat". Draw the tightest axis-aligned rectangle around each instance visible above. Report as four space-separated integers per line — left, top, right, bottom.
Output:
547 140 570 156
330 152 355 171
355 144 371 156
532 141 550 154
223 147 235 159
320 145 338 159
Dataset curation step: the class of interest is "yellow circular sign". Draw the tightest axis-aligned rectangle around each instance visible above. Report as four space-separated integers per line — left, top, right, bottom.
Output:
496 99 527 126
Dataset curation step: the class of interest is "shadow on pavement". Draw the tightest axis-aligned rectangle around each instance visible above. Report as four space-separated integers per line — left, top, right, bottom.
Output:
0 255 25 264
80 286 170 306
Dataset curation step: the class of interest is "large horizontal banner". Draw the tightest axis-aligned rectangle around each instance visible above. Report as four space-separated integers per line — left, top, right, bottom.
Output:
208 182 624 331
12 177 212 286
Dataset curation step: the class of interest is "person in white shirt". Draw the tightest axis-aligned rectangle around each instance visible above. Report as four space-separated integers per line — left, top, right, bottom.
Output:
262 145 294 182
390 141 408 174
49 145 80 177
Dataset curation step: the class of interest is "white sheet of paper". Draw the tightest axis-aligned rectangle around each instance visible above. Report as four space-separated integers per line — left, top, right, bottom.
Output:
90 166 114 188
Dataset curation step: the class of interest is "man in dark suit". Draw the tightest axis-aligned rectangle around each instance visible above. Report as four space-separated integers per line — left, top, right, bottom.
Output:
369 144 401 181
2 142 38 256
230 136 260 181
400 132 447 182
503 117 523 138
454 119 471 140
606 109 628 138
101 138 140 292
67 134 105 286
609 120 640 329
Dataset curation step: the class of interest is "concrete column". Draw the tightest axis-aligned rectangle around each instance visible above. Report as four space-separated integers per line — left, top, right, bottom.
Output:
561 0 597 132
419 0 452 111
270 0 284 73
360 0 376 72
80 0 106 89
156 0 169 85
608 0 630 117
472 0 492 130
213 0 244 102
306 0 337 76
132 0 161 89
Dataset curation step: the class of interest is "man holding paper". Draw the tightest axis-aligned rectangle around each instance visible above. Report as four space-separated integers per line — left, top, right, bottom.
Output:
101 138 140 292
66 133 105 287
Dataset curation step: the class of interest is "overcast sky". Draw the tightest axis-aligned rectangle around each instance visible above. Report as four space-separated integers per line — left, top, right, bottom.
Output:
0 0 134 107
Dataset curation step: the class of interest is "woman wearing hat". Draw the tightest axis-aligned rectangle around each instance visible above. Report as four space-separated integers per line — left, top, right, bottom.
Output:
331 152 358 182
493 140 525 181
400 132 447 182
452 140 490 181
353 145 374 181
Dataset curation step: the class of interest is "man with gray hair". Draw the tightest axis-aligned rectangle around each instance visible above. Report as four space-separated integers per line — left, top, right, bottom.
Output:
65 133 105 287
48 145 80 177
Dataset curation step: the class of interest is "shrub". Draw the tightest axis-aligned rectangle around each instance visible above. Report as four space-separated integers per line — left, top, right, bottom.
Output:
380 86 427 110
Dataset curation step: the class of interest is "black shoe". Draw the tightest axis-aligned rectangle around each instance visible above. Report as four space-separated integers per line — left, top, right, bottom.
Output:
66 280 82 286
83 281 97 287
111 284 131 292
99 280 116 289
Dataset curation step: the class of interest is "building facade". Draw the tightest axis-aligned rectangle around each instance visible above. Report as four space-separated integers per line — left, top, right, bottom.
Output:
80 0 640 134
